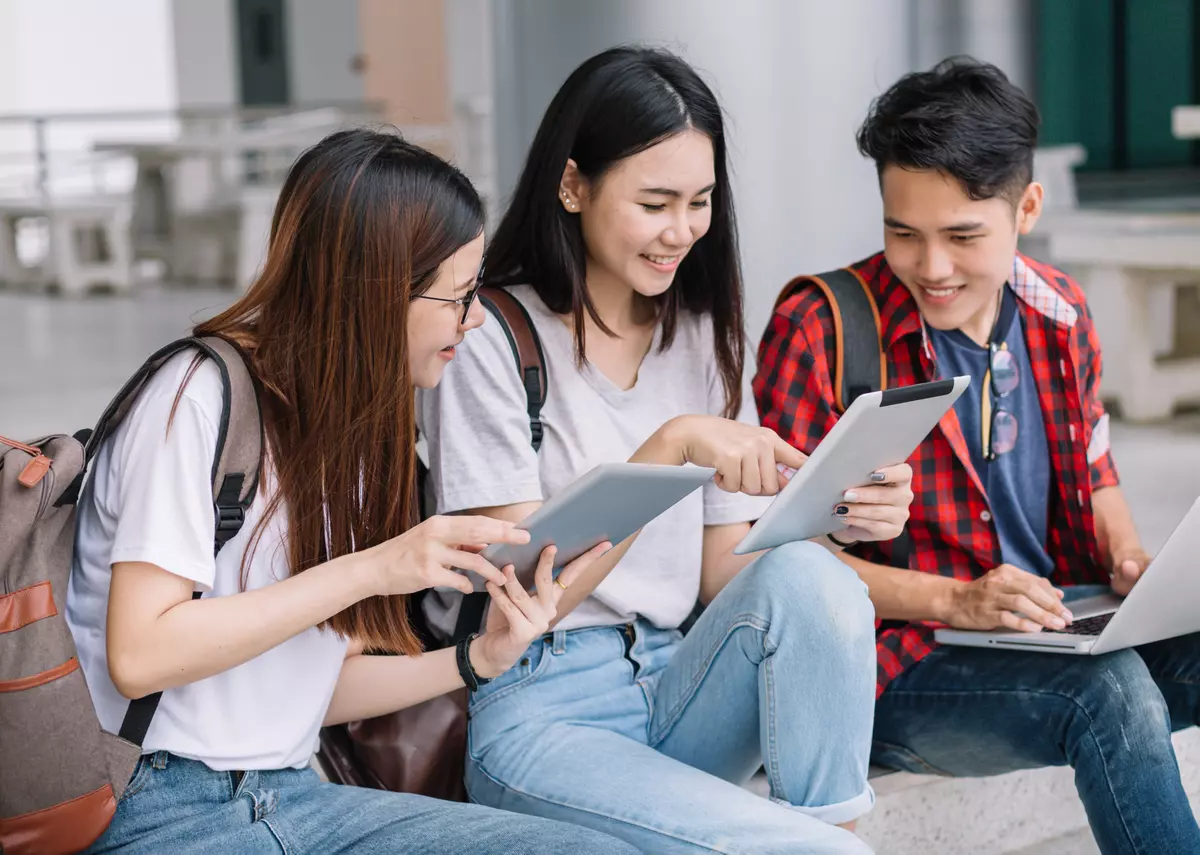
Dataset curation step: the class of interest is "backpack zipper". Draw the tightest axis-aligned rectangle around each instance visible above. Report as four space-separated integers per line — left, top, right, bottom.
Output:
1 434 53 489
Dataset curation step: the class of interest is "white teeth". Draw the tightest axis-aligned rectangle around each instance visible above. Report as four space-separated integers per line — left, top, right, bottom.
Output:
645 254 678 265
924 287 960 298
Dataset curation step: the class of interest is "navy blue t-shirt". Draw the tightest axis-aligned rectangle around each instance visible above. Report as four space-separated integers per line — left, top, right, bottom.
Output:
927 286 1054 576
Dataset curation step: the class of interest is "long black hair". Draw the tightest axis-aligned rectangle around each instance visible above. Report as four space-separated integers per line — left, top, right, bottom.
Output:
485 46 745 417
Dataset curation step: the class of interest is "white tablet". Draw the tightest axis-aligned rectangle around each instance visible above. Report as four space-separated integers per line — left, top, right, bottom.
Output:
480 462 716 585
734 376 970 555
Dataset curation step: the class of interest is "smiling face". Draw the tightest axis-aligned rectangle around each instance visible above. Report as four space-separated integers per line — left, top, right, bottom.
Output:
562 128 716 300
406 232 487 388
880 165 1043 343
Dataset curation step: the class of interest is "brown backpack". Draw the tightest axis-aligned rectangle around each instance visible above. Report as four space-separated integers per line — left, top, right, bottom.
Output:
773 267 912 572
773 267 888 414
0 336 261 855
316 285 548 802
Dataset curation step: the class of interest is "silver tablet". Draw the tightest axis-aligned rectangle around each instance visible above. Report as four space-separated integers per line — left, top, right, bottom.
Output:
480 462 716 585
734 376 970 555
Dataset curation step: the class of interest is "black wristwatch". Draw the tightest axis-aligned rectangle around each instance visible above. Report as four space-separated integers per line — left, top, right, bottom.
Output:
456 633 492 692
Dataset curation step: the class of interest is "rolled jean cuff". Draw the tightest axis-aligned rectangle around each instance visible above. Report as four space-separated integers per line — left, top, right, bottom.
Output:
772 783 875 826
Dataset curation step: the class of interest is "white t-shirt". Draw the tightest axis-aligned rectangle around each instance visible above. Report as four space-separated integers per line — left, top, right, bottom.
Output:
417 285 771 636
66 354 348 771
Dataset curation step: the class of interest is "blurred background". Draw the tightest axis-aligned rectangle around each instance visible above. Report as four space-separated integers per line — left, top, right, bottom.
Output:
1 3 1198 851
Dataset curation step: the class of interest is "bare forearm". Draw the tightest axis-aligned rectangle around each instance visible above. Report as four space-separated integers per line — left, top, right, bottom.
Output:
699 521 855 604
838 550 959 623
1092 486 1141 563
108 554 374 699
546 536 636 623
699 550 758 603
324 646 466 725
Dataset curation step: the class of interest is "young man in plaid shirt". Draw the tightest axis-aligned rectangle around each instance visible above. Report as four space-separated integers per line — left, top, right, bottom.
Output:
755 58 1200 852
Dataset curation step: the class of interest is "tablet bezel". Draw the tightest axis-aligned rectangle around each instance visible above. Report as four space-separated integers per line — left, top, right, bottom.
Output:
478 461 717 586
734 376 969 555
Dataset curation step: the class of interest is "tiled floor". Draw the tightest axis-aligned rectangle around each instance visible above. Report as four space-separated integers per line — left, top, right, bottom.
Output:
5 286 1199 548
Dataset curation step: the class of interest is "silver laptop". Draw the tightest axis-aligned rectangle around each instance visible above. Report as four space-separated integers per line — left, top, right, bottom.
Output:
936 495 1200 655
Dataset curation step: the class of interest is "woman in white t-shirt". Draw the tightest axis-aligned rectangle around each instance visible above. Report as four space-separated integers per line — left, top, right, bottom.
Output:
418 49 916 854
67 130 639 855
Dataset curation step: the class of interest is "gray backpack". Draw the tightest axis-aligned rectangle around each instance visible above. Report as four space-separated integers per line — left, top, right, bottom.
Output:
0 336 261 855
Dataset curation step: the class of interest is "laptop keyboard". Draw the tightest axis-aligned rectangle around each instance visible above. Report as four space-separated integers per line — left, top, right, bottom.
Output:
1043 612 1115 637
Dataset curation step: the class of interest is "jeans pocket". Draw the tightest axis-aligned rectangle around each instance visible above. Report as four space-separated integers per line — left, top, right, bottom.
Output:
118 755 153 803
468 637 553 718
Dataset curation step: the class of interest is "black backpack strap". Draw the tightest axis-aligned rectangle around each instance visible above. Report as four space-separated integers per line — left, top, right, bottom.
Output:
774 268 886 414
112 336 264 746
452 592 490 644
478 287 548 451
432 287 547 642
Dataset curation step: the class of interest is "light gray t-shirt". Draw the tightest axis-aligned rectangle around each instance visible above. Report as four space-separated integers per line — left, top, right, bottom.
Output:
416 284 770 636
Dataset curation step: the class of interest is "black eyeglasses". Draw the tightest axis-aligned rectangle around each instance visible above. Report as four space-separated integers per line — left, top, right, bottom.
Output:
982 341 1019 460
413 271 483 324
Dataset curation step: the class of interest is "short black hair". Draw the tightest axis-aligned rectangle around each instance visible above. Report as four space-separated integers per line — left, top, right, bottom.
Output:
856 56 1040 203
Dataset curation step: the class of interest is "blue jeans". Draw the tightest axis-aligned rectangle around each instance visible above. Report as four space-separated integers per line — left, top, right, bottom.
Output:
465 542 878 854
872 585 1200 855
85 751 638 854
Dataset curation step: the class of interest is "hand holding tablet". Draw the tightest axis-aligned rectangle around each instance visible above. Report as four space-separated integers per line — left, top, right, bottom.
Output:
479 462 716 587
735 377 969 554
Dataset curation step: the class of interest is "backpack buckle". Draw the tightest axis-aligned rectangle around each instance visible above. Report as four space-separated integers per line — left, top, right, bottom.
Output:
214 503 245 544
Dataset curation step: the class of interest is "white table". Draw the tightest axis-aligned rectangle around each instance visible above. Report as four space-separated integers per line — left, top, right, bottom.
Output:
0 196 132 295
93 119 450 289
1046 215 1200 421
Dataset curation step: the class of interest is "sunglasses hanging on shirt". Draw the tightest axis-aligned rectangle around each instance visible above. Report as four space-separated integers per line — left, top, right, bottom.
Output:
981 286 1020 461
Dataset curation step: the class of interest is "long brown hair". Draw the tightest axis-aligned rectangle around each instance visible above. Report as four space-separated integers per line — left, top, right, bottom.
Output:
194 129 484 656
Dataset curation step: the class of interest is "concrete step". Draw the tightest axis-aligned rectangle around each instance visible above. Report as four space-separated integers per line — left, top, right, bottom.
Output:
815 728 1198 853
1008 828 1100 855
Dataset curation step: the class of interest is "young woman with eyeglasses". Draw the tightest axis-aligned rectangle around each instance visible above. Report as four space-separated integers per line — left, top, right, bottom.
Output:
67 129 638 855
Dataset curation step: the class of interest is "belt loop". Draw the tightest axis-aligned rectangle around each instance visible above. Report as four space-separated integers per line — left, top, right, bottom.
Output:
552 629 567 655
151 750 170 770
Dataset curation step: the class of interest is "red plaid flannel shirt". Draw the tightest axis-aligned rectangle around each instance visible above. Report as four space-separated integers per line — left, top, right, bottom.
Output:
754 252 1119 697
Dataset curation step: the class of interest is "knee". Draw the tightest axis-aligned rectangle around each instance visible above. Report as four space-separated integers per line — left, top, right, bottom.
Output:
1062 653 1172 756
742 541 875 647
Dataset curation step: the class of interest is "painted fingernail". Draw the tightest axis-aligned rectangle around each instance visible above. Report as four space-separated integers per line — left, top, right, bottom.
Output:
843 491 859 502
835 505 849 516
870 471 887 482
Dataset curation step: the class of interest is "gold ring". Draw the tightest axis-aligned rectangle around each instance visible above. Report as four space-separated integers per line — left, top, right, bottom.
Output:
556 578 569 591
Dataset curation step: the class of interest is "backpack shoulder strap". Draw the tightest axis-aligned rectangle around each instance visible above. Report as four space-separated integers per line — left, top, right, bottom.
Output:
478 286 548 451
85 336 263 534
774 268 886 414
195 336 263 551
775 272 910 569
98 336 263 746
441 287 548 644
